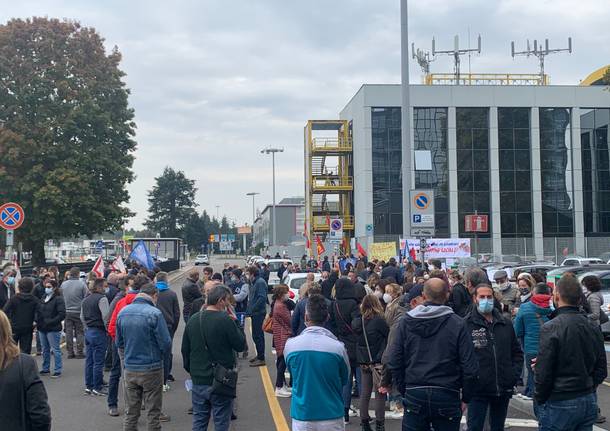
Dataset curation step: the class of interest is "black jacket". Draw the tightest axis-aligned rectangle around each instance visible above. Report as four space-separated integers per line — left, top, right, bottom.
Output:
449 283 472 317
384 304 479 402
352 314 389 364
36 294 66 333
322 260 331 272
106 284 120 303
157 288 180 335
353 281 367 304
0 354 51 431
465 308 523 397
0 281 16 309
3 293 40 333
321 271 339 300
329 278 361 364
534 306 607 404
381 265 402 284
181 277 202 321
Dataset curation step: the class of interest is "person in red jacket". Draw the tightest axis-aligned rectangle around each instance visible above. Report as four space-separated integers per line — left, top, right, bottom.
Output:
271 284 293 398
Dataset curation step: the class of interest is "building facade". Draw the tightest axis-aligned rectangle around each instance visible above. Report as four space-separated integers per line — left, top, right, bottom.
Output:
253 197 305 247
339 83 610 260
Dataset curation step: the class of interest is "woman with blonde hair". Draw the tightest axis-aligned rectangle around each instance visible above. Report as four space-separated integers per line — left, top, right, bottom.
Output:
352 294 389 431
0 310 51 430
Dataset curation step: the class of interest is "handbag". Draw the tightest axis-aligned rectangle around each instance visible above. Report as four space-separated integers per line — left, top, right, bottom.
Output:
262 315 274 334
198 312 238 398
361 316 384 389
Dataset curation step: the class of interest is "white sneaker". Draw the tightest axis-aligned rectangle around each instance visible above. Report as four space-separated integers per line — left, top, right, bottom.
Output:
162 384 170 392
272 349 277 355
282 385 292 393
275 387 291 398
520 394 533 401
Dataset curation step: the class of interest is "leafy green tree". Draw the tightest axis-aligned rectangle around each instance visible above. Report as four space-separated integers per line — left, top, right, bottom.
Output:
145 167 197 237
183 212 208 252
0 18 136 264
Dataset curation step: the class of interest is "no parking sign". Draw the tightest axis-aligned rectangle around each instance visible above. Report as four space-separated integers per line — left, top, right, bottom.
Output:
0 202 25 230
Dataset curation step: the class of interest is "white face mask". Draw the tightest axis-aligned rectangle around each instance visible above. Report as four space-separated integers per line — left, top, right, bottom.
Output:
383 293 393 304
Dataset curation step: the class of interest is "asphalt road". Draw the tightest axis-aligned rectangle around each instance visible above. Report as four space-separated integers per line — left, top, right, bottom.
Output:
39 256 610 430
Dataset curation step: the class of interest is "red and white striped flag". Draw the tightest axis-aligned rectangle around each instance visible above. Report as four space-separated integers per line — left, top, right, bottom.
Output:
111 256 127 274
91 255 105 278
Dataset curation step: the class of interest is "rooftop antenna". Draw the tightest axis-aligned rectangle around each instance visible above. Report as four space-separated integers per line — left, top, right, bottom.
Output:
511 37 572 85
432 34 481 85
411 42 434 75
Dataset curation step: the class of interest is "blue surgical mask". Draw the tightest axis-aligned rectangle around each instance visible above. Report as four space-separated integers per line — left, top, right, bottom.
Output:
7 276 15 285
477 298 494 314
45 287 53 296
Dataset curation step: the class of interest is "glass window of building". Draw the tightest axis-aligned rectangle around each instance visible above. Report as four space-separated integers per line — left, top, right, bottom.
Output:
539 108 573 237
498 108 532 238
581 108 610 235
414 108 449 236
456 108 491 239
371 107 402 236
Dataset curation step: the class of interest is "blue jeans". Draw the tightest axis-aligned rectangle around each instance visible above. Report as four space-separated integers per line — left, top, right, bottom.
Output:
251 313 265 360
192 384 233 431
341 366 361 409
538 393 598 431
39 331 62 374
403 387 462 431
466 394 511 431
107 341 121 408
84 328 107 390
524 353 536 397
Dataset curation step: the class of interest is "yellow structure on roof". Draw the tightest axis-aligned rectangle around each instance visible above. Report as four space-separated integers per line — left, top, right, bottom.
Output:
580 65 610 86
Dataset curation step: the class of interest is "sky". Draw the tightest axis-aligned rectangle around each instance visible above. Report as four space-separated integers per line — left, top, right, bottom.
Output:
3 0 610 229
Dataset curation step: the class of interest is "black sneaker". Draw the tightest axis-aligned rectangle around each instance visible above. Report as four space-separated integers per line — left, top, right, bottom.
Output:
39 370 50 376
83 388 92 395
249 359 266 367
167 374 175 382
92 388 108 396
344 408 350 424
51 372 62 379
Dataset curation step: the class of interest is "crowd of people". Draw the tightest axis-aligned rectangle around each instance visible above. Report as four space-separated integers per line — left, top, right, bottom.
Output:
0 253 608 431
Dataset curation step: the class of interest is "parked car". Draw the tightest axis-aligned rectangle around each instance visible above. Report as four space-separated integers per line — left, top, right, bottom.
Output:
265 259 293 287
511 263 558 280
546 264 610 289
560 256 604 266
194 254 209 265
283 272 322 302
577 270 610 336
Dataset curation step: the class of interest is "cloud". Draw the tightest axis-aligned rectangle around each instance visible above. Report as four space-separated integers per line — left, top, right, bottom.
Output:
3 0 609 228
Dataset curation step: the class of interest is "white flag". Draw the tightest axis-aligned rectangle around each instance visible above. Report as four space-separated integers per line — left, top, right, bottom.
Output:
91 255 105 278
111 256 127 274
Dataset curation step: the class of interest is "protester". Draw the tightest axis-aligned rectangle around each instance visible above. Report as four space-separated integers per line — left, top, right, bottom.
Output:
381 282 406 416
448 270 471 317
3 277 40 354
116 282 172 429
516 273 536 305
285 294 350 431
380 258 402 284
181 284 245 431
155 271 180 390
0 268 17 308
493 270 520 319
61 267 88 359
298 272 315 299
81 278 110 396
0 310 51 431
465 284 523 431
535 274 607 430
352 294 389 431
329 277 360 423
348 270 367 303
321 266 339 300
513 282 552 400
271 284 293 397
381 278 478 431
246 266 268 367
37 279 66 378
582 274 606 327
182 269 202 323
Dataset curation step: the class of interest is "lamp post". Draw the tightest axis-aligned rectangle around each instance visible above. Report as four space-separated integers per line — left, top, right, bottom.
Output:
260 148 284 247
246 192 260 226
215 205 220 221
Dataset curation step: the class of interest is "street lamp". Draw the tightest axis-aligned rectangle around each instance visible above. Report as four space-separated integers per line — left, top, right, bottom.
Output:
246 192 260 226
260 148 284 247
215 205 220 221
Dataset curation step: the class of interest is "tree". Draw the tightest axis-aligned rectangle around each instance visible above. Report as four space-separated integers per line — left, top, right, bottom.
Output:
145 167 197 237
0 18 136 264
183 212 208 252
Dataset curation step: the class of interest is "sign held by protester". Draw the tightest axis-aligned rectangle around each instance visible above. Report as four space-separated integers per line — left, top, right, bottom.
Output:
400 238 471 259
369 242 397 261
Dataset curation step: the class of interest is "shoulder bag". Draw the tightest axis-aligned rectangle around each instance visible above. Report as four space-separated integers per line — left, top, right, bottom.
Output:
198 312 238 398
361 316 384 389
335 302 355 335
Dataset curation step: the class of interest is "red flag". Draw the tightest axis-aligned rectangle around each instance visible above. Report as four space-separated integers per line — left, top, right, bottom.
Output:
92 255 105 278
357 242 367 257
303 221 311 249
326 214 331 226
316 235 326 256
111 255 127 274
409 247 417 261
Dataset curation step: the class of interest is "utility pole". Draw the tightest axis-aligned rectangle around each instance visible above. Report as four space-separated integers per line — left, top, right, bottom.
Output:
260 148 284 247
400 0 413 238
246 192 260 226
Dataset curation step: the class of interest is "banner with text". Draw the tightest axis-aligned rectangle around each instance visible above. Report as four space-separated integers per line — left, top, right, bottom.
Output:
400 238 471 259
369 242 398 261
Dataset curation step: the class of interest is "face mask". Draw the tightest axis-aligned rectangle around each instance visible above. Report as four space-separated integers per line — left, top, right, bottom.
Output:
7 276 15 285
104 287 110 294
519 288 529 295
45 287 53 296
231 277 238 282
374 290 383 299
383 293 393 304
477 298 494 314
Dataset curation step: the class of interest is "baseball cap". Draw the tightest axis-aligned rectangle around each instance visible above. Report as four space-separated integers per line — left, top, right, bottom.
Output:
406 284 424 303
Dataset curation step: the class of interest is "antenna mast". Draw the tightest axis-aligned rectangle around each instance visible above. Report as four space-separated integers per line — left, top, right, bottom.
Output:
411 43 434 75
432 34 481 85
511 37 572 85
